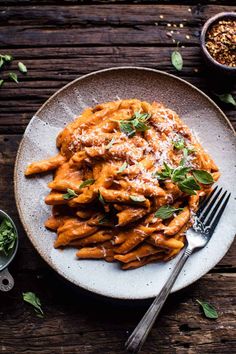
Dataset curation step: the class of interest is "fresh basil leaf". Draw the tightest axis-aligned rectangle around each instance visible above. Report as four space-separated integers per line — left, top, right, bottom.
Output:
180 146 192 166
171 50 183 71
172 166 190 182
8 72 18 83
98 215 111 225
119 120 136 137
192 170 214 184
130 195 146 202
0 79 4 87
178 176 201 195
18 61 27 74
118 161 128 173
196 299 218 319
155 205 183 220
156 162 173 180
0 57 4 68
79 179 95 189
23 292 44 318
106 137 115 150
0 218 17 256
63 188 78 200
3 54 13 62
133 119 150 131
98 190 105 205
173 138 185 150
215 93 236 107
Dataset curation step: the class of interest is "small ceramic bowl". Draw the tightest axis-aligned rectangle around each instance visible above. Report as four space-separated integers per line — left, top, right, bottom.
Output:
200 12 236 76
0 210 18 291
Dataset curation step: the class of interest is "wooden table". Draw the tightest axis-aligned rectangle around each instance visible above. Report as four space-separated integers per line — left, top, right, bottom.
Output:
0 1 235 353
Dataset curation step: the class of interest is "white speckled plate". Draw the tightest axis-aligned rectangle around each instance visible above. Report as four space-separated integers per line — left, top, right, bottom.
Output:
14 67 236 300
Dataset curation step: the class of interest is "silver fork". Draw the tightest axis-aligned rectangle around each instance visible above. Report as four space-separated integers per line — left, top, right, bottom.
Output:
125 186 231 353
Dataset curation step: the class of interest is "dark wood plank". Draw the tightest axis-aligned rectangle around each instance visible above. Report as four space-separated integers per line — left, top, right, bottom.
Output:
1 0 235 5
0 270 235 353
0 46 235 133
0 4 234 47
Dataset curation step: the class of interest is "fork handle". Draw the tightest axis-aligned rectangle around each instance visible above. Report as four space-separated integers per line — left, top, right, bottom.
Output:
125 247 193 353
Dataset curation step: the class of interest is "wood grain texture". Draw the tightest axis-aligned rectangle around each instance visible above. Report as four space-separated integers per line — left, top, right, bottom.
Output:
0 46 235 133
0 1 235 353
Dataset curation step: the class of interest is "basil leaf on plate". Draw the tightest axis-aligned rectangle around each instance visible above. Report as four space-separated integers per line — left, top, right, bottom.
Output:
98 190 105 205
130 195 146 202
79 179 95 189
178 176 201 195
155 205 183 220
172 166 190 182
119 120 136 137
192 170 214 184
118 161 128 173
106 137 116 150
63 188 78 200
172 138 185 150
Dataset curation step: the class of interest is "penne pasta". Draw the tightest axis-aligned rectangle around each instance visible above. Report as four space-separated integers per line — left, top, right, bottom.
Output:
25 99 219 270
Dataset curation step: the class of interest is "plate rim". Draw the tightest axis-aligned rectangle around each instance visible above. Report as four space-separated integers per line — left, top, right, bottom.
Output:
14 66 236 300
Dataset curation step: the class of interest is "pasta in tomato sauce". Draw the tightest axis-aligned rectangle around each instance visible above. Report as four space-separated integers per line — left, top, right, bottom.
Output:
25 99 219 270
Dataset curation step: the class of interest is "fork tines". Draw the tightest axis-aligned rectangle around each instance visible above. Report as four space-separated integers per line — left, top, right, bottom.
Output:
197 186 231 235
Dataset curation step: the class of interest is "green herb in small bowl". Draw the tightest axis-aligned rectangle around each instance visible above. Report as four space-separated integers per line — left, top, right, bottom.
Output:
0 210 18 260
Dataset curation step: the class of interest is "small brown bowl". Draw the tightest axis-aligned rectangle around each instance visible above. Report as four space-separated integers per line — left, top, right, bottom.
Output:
200 12 236 77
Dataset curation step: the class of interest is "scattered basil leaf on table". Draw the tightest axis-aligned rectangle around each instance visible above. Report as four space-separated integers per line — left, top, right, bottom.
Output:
63 188 78 200
106 137 116 150
18 61 27 73
155 205 184 220
23 292 44 318
196 299 218 319
118 161 128 173
8 72 18 83
192 170 214 184
0 57 4 69
0 218 17 256
79 179 95 189
0 79 4 87
215 93 236 107
178 176 201 195
2 54 13 62
130 195 146 202
171 50 183 71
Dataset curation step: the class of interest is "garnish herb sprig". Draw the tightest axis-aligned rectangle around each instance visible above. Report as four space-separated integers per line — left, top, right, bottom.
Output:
117 112 151 137
156 162 213 195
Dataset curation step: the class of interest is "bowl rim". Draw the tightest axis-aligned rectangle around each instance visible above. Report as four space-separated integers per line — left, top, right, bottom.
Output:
0 210 19 271
200 12 236 71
